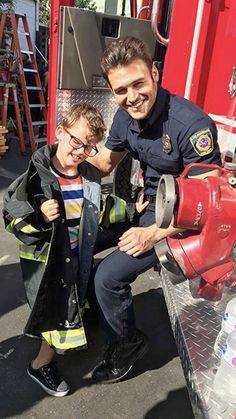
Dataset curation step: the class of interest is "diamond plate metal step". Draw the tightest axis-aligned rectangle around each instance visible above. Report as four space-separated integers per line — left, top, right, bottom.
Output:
161 269 236 419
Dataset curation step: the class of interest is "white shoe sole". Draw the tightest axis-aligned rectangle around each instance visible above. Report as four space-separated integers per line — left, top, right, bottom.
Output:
27 368 70 397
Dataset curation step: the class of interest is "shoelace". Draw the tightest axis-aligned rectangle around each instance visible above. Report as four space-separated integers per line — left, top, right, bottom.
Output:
41 363 61 388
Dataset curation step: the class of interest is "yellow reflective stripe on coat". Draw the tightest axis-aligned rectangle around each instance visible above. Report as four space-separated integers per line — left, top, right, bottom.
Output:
109 194 126 223
20 224 40 234
6 217 40 234
99 194 126 224
5 218 19 233
42 328 87 350
19 244 48 262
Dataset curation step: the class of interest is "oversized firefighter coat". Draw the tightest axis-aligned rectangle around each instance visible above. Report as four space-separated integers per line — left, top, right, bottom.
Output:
3 145 101 349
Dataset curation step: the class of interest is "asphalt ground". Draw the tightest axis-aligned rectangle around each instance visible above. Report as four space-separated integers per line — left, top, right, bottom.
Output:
0 136 194 419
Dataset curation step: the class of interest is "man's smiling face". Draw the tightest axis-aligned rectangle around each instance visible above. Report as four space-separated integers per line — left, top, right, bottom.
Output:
108 59 159 120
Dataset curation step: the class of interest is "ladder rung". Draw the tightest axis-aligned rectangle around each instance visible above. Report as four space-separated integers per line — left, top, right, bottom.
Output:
26 86 41 90
35 137 47 144
21 50 33 55
24 68 37 73
3 29 29 36
2 82 16 87
18 31 30 36
15 12 25 17
0 101 14 105
29 104 46 108
32 121 47 126
0 48 12 53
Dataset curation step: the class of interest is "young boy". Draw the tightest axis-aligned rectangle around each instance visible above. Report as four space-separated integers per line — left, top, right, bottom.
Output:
3 103 106 397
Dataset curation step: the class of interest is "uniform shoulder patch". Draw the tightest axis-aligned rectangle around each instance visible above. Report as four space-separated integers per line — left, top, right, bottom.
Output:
189 128 213 156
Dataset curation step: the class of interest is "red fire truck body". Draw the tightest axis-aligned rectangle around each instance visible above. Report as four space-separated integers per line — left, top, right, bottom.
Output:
48 0 236 158
47 1 236 417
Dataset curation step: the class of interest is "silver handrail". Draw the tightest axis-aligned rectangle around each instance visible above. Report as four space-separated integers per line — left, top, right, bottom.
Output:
35 45 48 64
137 5 151 19
151 0 169 46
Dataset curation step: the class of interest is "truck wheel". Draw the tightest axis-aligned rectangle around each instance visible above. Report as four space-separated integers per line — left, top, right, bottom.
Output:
113 153 133 202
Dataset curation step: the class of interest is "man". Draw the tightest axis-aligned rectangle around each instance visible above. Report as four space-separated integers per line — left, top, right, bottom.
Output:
89 36 221 383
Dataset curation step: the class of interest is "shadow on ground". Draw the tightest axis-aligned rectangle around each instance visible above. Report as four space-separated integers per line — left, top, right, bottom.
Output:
0 263 26 317
144 387 194 419
0 136 31 195
0 279 182 418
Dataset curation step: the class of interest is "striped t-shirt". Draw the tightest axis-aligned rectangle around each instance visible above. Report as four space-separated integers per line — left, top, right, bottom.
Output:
50 164 83 255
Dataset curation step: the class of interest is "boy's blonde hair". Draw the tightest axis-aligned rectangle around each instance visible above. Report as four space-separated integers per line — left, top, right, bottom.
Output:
62 103 106 142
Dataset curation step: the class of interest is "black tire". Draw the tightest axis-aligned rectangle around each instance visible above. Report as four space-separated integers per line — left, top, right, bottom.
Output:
113 153 133 202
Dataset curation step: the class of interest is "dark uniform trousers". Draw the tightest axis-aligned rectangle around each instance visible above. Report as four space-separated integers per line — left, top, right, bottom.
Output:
92 203 159 342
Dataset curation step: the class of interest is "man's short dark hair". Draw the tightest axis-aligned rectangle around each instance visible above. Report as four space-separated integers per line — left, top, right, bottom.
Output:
101 36 153 82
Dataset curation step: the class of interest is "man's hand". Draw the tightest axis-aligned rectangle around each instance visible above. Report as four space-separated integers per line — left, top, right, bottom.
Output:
40 199 60 223
118 224 167 257
118 223 184 257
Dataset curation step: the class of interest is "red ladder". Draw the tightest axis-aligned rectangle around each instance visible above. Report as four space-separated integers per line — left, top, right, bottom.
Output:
0 81 25 152
0 13 47 151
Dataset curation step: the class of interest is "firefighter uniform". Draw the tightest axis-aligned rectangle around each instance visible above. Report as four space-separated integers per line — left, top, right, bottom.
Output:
3 145 101 353
94 85 222 341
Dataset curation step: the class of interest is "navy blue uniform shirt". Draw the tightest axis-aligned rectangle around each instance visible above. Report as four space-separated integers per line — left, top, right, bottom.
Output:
105 85 221 196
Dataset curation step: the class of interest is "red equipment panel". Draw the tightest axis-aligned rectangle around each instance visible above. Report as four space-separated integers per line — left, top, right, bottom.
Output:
162 0 236 118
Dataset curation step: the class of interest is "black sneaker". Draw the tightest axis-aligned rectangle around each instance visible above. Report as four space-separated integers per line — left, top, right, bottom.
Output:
92 329 149 383
27 362 70 397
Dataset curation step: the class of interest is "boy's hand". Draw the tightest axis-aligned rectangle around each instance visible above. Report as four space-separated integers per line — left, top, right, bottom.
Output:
135 188 149 213
40 199 60 223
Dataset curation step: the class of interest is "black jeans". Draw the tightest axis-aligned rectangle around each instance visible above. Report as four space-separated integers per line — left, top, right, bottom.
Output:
93 204 159 342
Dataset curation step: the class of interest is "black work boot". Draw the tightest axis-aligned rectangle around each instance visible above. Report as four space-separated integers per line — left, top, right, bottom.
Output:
92 329 149 383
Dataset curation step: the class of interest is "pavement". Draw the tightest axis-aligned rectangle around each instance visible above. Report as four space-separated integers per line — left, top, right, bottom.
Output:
0 137 194 419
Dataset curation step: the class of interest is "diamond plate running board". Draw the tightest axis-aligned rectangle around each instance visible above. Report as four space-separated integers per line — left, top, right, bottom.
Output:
161 269 236 419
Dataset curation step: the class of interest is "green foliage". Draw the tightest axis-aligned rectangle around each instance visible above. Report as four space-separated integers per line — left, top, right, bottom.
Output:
39 0 49 25
75 0 96 9
0 1 15 49
39 0 97 25
0 0 15 12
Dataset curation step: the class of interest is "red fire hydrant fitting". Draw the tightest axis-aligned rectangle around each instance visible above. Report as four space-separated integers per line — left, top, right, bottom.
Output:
155 162 236 301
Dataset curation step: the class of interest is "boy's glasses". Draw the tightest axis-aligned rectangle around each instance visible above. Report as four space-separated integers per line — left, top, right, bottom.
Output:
64 127 98 157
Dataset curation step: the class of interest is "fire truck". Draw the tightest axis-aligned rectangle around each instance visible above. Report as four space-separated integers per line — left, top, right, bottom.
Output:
46 1 236 417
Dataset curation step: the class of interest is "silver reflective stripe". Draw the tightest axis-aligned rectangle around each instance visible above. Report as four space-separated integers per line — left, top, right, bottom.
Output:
19 243 49 262
42 328 87 350
6 217 40 234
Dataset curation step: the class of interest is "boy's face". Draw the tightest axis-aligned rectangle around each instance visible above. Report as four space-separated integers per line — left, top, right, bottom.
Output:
107 59 159 120
55 117 97 171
